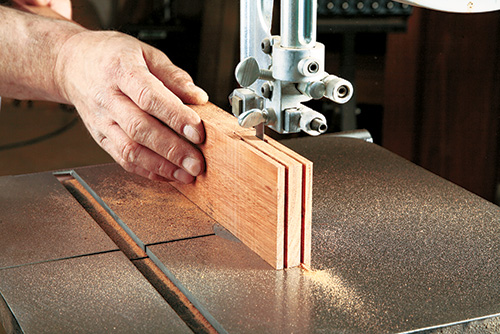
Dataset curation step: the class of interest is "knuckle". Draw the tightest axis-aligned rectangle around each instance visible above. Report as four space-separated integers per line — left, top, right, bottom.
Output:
154 162 173 179
136 85 156 112
96 134 107 147
125 116 148 142
162 106 183 131
120 140 142 164
147 173 158 181
163 143 183 165
93 90 114 110
146 173 165 182
169 67 191 83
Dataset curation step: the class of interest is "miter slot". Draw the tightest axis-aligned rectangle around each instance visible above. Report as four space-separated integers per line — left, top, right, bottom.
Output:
55 171 147 260
146 233 216 248
54 171 226 334
141 250 228 334
71 164 218 245
0 291 21 334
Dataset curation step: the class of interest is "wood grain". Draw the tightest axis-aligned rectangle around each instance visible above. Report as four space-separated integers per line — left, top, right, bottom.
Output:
172 104 285 269
383 8 423 161
172 103 312 269
383 9 500 201
265 139 313 267
237 132 303 268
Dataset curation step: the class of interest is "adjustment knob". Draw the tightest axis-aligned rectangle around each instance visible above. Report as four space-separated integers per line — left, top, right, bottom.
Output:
238 108 267 128
238 108 276 128
235 57 261 88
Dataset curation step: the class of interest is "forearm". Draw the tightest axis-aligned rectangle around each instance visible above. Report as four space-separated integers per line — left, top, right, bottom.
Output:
0 5 84 103
0 4 208 183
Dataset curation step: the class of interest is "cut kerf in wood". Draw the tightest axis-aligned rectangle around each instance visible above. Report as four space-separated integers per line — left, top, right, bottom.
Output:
171 103 312 269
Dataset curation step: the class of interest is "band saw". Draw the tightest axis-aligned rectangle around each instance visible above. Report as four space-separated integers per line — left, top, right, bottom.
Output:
1 1 500 333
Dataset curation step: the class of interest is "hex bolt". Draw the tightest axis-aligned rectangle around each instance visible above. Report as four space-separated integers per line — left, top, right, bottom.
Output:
299 58 322 77
298 81 326 100
307 61 319 74
310 81 326 99
261 82 273 99
261 37 272 54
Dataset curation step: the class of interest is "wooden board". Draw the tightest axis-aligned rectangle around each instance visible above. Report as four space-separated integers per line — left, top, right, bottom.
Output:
172 103 312 269
172 104 285 269
237 132 303 268
265 139 313 266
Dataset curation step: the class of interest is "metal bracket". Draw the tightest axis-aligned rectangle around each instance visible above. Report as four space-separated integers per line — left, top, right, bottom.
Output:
230 0 354 138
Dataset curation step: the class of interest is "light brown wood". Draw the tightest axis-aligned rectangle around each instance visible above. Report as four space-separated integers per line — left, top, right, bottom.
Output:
173 104 285 269
237 131 303 268
172 103 312 269
265 139 313 266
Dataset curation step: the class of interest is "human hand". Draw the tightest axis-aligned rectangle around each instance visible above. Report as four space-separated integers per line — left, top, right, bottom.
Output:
54 31 209 183
12 0 72 19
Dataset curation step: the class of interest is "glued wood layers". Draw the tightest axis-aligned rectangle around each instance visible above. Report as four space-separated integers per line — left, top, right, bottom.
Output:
172 103 312 269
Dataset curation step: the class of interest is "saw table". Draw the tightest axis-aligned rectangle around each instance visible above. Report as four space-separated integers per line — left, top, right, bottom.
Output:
1 135 500 333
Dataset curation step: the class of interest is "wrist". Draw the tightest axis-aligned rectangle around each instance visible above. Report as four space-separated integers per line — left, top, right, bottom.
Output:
0 6 84 102
53 29 88 104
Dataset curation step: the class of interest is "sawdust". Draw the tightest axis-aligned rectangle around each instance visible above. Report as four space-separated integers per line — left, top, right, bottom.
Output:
83 173 215 240
100 177 208 223
60 178 147 259
301 265 368 315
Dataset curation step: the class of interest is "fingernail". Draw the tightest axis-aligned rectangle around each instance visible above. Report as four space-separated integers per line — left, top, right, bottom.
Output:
173 169 195 184
183 125 202 144
182 157 202 176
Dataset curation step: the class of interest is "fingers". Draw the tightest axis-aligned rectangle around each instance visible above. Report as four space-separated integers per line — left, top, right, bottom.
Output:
57 31 208 183
143 45 209 105
104 93 204 178
107 125 196 184
117 63 206 146
87 116 198 184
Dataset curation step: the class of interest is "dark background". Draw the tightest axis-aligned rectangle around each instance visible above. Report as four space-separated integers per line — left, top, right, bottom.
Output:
1 0 499 204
